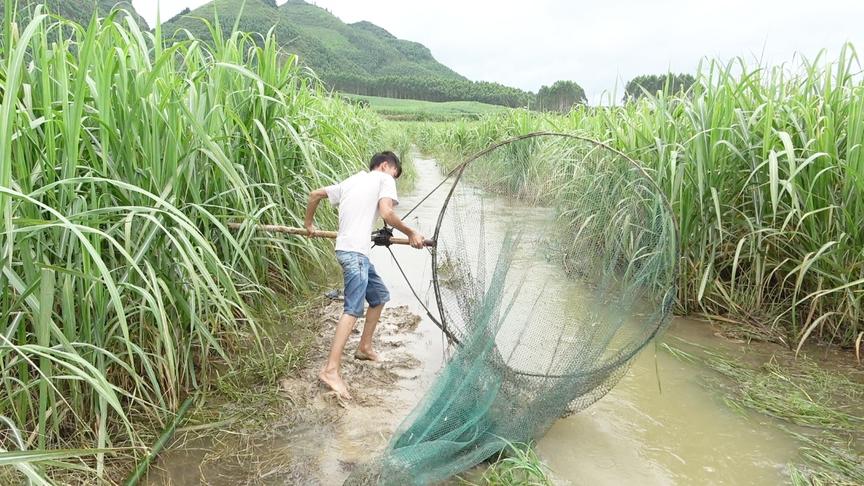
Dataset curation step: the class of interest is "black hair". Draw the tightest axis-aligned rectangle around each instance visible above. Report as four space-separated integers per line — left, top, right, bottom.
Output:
369 151 402 178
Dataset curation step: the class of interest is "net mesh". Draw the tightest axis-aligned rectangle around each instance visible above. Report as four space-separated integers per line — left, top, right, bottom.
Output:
346 133 678 485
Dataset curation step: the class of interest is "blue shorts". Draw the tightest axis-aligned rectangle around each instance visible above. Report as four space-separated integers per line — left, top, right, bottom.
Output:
335 250 390 317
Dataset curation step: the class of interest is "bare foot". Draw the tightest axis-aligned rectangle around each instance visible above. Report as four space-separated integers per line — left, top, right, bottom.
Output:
354 348 379 361
318 368 352 400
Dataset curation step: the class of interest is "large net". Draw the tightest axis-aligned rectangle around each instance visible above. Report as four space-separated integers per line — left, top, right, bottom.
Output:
348 133 678 485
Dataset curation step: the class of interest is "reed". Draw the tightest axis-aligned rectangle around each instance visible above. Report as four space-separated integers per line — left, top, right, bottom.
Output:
0 3 384 481
411 46 864 350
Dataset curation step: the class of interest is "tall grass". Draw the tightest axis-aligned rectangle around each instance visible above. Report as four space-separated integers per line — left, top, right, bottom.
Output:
0 3 383 482
412 46 864 350
458 441 553 486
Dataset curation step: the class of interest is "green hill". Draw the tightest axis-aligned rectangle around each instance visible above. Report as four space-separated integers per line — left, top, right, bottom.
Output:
0 0 147 30
164 0 462 80
282 1 464 80
163 0 534 107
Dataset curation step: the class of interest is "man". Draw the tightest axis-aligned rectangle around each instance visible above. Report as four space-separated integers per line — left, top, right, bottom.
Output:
304 151 425 400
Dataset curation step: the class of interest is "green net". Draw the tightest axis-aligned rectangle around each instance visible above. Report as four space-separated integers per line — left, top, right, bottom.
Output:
347 133 678 485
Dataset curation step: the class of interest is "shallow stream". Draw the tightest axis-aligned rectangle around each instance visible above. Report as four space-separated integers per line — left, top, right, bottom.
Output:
379 155 857 485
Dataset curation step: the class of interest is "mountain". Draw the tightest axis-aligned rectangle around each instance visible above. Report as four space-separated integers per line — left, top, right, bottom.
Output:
163 0 534 107
0 0 148 30
164 0 463 81
283 2 465 80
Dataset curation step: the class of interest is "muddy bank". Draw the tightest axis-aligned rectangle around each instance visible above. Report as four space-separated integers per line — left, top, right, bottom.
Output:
147 298 439 485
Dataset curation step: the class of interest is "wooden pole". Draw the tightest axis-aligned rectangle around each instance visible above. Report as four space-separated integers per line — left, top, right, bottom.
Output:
227 223 436 247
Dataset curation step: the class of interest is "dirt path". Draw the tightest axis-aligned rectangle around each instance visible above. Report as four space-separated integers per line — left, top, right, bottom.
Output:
149 297 441 485
277 300 430 484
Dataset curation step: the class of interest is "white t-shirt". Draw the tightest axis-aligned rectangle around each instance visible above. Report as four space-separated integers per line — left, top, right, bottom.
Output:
325 170 399 255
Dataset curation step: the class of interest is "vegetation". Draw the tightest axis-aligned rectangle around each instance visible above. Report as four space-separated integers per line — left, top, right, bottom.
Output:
624 72 696 100
3 1 565 110
459 441 553 486
788 431 864 486
0 4 388 483
344 94 510 121
411 46 864 350
2 1 861 485
328 73 534 107
535 80 587 112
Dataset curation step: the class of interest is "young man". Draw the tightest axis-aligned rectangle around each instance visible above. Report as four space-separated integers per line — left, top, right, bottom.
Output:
304 151 425 400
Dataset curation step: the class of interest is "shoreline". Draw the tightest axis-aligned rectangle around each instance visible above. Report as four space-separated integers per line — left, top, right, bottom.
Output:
147 295 441 485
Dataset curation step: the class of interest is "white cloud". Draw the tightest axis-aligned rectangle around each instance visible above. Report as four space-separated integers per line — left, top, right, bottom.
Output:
134 0 864 103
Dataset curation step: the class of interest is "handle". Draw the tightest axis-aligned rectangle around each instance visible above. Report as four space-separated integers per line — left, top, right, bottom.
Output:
227 223 436 247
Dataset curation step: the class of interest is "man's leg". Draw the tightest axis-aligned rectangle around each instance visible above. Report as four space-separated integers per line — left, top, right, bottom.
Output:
356 304 383 361
355 261 390 361
319 251 367 399
319 312 358 399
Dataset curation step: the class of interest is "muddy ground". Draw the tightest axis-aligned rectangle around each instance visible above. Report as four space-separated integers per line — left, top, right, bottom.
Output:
147 298 438 485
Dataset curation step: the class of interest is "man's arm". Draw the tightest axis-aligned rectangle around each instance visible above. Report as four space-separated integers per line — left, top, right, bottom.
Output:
304 188 328 235
379 197 425 249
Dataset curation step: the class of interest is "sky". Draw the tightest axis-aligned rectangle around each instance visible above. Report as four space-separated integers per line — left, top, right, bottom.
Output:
133 0 864 103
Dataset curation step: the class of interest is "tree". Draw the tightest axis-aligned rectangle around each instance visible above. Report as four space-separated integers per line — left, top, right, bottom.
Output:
624 73 695 101
166 7 191 23
535 80 587 113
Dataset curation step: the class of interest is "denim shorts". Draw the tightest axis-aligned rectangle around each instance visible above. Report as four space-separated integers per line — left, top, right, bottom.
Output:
335 250 390 317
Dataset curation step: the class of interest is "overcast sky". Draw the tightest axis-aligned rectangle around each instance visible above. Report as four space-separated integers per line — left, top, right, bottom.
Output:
133 0 864 103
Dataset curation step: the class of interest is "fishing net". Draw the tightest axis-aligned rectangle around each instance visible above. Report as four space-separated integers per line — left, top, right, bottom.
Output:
347 132 678 485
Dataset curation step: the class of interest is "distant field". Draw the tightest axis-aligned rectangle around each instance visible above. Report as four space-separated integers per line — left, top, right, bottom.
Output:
344 94 510 120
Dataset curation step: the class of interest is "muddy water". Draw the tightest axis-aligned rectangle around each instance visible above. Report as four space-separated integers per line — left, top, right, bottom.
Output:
536 319 798 485
386 156 818 485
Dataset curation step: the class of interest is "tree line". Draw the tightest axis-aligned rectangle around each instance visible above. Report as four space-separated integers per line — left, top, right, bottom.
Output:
624 73 695 100
328 72 696 111
325 73 535 108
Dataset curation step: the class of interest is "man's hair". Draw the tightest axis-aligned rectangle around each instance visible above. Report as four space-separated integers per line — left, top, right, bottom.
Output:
369 151 402 178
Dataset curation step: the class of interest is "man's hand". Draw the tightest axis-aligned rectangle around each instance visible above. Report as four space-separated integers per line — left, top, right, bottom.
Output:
408 231 425 249
304 188 327 238
379 198 426 249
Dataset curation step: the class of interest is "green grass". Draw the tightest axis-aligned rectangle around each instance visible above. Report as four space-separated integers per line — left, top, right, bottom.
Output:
409 45 864 349
458 441 553 486
0 3 393 483
347 94 511 121
789 431 864 486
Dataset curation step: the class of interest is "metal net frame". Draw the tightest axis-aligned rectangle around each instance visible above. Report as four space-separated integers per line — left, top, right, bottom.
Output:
347 132 679 485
